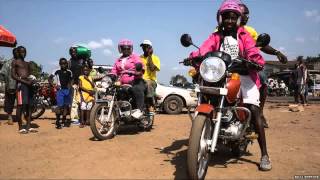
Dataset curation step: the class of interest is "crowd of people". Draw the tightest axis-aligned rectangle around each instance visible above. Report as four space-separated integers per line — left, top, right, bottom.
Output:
0 40 161 132
1 0 309 173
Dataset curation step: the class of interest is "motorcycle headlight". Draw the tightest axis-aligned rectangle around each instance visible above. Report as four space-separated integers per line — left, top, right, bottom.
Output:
199 57 226 82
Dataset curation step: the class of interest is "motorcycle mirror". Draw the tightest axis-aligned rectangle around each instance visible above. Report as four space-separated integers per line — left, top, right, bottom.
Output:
255 33 270 48
180 34 193 47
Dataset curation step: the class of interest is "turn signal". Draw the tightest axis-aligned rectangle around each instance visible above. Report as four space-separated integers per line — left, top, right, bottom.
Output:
231 73 240 80
188 67 197 77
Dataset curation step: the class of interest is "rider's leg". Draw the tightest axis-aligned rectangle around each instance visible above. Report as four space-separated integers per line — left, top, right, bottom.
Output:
131 79 147 111
146 80 156 112
240 75 271 170
259 84 268 128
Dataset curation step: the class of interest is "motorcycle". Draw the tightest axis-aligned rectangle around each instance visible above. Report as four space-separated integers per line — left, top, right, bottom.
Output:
180 33 270 180
89 74 154 140
31 82 57 119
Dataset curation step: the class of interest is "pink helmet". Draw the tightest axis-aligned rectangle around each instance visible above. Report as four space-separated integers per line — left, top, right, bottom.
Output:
118 39 133 53
118 39 133 46
219 0 242 15
217 0 242 26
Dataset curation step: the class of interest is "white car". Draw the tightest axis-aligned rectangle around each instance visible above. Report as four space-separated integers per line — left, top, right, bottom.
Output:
156 83 198 114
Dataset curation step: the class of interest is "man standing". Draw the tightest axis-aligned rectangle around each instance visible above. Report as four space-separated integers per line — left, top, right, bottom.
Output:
0 48 18 125
68 47 82 123
140 40 160 113
11 46 37 133
296 57 308 105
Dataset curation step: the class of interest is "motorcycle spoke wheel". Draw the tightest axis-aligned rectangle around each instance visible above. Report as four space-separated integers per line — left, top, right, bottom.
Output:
187 114 213 180
90 103 116 140
197 119 212 178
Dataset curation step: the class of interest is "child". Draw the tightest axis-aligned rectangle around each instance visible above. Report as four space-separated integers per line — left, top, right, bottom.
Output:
53 58 73 129
78 65 96 128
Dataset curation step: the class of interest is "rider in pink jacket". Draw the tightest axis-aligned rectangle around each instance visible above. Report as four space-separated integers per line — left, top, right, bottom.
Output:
111 52 143 84
110 39 146 116
189 0 271 171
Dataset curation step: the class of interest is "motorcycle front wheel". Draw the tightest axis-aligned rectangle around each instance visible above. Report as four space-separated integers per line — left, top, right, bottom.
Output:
187 114 213 180
90 103 117 140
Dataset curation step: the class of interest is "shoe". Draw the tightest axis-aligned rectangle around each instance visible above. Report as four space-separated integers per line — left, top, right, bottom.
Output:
19 129 28 134
56 125 62 129
29 128 38 133
79 124 85 128
132 109 143 119
72 120 80 125
259 155 272 171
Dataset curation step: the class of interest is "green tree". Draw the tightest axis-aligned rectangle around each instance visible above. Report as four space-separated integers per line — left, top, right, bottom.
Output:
29 61 42 78
170 74 194 88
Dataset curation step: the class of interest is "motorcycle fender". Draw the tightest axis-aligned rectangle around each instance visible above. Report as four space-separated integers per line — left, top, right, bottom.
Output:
195 104 214 114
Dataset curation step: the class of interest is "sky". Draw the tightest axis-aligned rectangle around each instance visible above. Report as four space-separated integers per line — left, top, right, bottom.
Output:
1 0 320 83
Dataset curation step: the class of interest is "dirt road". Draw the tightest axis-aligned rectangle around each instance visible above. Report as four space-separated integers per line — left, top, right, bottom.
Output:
0 103 319 179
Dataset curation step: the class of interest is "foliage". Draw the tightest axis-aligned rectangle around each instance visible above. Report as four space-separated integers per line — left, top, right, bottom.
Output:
305 54 320 63
29 61 42 79
170 74 194 88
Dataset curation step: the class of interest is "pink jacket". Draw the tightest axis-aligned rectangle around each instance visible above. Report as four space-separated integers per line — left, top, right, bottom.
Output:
111 53 143 84
190 26 265 88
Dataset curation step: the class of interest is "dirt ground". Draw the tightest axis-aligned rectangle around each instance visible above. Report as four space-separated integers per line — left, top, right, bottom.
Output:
0 103 319 179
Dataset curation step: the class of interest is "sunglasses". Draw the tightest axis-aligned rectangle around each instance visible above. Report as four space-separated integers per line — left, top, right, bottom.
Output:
120 46 131 50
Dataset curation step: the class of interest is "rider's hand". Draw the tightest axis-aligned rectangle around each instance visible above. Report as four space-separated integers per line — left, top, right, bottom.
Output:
276 51 288 64
183 58 192 66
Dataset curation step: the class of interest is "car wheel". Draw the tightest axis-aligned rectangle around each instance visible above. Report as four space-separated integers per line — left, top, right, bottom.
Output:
163 95 183 114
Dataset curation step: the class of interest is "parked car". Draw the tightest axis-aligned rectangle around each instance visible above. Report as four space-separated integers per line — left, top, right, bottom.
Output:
156 83 197 114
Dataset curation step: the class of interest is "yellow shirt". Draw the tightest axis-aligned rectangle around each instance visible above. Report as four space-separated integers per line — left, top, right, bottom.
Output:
78 75 94 102
140 54 160 81
244 25 258 41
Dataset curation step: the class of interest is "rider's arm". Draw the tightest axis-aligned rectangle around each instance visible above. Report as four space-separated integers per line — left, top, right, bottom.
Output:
189 33 218 58
261 45 287 64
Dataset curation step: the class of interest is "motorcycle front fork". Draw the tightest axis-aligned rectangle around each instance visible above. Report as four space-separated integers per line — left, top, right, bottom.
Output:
209 95 225 153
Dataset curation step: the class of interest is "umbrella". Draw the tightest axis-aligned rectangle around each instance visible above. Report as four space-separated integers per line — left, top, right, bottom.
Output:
0 25 17 47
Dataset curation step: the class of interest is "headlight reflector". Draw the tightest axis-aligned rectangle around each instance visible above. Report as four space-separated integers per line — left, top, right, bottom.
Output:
199 57 226 82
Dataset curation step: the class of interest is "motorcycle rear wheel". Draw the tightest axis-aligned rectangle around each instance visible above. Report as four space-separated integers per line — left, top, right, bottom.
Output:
90 103 117 140
187 114 213 180
31 102 46 119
